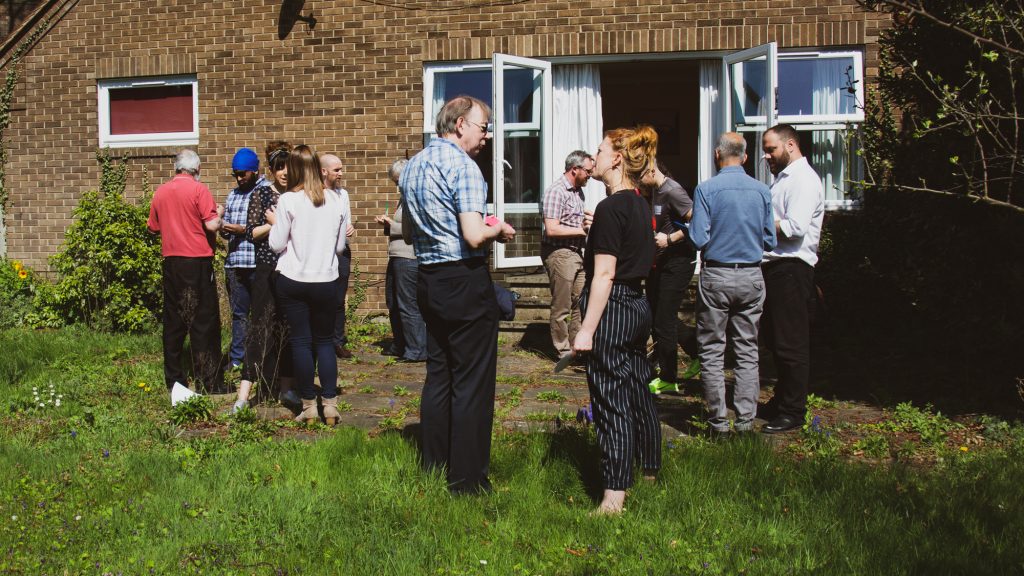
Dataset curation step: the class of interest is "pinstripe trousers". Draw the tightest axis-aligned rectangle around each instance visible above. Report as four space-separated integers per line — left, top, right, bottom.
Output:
581 282 662 491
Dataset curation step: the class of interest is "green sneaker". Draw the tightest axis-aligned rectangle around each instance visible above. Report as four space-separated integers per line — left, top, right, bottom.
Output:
648 378 679 395
680 358 702 381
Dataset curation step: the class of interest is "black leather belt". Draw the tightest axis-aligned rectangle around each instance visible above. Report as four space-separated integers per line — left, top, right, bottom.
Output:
704 260 760 269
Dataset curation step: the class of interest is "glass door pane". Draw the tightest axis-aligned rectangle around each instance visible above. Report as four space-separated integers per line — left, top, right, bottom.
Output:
492 53 551 269
724 43 777 184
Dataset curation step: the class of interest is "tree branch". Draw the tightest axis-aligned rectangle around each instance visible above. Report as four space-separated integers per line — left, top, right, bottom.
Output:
870 0 1024 58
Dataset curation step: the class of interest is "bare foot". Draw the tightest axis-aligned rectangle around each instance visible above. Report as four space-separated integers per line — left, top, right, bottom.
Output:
591 489 626 516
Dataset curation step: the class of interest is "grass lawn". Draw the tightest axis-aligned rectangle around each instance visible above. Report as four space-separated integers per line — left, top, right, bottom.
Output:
1 327 1022 575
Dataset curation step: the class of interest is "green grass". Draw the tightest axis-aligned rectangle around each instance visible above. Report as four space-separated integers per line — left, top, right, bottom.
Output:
2 327 1024 574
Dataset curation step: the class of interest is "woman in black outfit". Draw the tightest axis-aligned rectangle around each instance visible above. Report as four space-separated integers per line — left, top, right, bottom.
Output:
573 125 660 515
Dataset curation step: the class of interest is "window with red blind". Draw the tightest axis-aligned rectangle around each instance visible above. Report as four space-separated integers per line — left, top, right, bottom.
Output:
98 75 198 147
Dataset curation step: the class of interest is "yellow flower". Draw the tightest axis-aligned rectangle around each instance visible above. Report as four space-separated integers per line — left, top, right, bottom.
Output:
18 269 27 279
137 382 146 388
959 446 969 452
11 260 22 271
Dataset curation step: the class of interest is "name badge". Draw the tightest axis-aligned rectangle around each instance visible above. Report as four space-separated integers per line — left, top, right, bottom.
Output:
653 205 663 216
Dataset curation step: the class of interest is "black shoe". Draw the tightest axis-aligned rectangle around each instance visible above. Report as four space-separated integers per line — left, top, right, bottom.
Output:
396 357 426 363
279 389 303 414
382 347 402 357
762 414 802 434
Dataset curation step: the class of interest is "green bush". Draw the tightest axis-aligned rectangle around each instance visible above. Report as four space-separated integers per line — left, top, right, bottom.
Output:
43 151 163 332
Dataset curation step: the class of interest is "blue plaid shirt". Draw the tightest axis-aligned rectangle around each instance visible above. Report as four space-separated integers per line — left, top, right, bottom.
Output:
399 138 488 265
221 176 263 268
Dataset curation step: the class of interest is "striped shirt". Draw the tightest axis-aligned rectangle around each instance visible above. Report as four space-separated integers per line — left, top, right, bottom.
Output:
399 137 488 265
221 177 264 269
541 174 586 250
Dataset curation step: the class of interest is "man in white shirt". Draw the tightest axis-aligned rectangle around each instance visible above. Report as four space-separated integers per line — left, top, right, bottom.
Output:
759 124 825 434
321 154 356 358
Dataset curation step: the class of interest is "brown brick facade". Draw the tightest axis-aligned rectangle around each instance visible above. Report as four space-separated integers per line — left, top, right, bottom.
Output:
1 0 887 313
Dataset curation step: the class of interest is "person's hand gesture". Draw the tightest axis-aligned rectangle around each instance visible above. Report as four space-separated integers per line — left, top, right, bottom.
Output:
265 205 276 226
572 328 593 353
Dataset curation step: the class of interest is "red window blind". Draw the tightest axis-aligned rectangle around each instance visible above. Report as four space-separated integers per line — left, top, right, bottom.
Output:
109 85 193 135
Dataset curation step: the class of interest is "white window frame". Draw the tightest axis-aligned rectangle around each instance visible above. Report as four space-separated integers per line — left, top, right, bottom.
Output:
98 75 199 148
777 50 865 124
422 62 542 215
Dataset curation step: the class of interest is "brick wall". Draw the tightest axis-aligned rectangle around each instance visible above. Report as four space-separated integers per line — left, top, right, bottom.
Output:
2 0 888 313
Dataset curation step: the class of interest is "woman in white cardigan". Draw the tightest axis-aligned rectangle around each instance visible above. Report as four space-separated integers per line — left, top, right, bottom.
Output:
266 145 350 424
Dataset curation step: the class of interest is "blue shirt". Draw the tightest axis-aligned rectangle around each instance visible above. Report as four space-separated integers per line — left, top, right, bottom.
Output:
221 176 264 268
399 138 488 265
689 166 776 263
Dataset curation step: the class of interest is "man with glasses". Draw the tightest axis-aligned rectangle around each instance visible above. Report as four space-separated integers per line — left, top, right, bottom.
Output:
541 150 594 359
400 95 516 495
221 148 264 372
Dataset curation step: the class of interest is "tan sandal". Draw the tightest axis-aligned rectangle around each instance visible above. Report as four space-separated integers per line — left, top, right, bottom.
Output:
321 396 341 426
294 398 319 424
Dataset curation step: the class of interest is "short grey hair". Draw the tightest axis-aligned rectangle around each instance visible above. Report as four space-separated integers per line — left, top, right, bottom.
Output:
563 150 593 172
388 158 408 183
715 133 747 160
435 95 491 136
174 149 201 176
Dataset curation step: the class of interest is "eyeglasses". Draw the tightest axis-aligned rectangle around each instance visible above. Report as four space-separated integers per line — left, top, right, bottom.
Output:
574 166 594 175
232 170 253 178
464 118 490 133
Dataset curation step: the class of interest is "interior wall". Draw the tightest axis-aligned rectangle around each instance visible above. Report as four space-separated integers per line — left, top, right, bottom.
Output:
600 60 701 193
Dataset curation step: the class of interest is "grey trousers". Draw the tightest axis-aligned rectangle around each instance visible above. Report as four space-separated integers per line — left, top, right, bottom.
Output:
696 266 766 432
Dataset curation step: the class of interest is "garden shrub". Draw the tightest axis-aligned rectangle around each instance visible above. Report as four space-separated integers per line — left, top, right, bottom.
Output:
42 151 163 333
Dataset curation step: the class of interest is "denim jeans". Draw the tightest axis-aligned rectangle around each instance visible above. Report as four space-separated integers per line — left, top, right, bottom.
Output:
225 267 255 366
275 274 338 400
386 257 427 361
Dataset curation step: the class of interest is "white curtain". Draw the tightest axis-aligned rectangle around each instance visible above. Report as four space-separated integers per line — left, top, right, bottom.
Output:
553 64 604 214
811 59 847 204
698 61 724 184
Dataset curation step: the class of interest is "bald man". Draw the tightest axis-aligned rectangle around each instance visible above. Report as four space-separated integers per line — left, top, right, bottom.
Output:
689 133 776 436
322 154 356 358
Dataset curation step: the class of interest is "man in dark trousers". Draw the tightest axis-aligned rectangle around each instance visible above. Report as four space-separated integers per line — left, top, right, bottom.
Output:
147 149 225 404
760 124 825 434
689 133 776 435
400 95 516 494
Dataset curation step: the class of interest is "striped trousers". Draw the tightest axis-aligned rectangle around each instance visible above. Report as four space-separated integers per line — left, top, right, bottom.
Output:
581 282 662 491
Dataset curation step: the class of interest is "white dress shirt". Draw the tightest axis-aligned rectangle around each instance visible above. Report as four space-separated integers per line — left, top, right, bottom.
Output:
763 156 824 267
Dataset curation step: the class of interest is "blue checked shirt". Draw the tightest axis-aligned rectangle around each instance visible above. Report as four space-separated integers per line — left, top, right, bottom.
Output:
220 176 263 268
399 138 488 264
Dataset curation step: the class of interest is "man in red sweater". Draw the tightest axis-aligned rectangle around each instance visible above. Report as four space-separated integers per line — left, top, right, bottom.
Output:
148 149 226 403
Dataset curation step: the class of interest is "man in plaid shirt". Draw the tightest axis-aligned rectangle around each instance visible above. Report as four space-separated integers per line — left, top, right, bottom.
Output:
220 148 263 371
541 150 594 359
400 95 516 495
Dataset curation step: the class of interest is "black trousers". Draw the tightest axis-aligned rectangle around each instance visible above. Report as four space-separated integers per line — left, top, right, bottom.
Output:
243 263 292 390
334 247 352 347
417 258 499 494
582 282 661 491
161 256 222 391
762 258 816 418
646 253 697 383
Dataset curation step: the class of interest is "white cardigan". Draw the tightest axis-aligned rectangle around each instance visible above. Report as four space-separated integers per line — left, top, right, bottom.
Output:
268 189 349 283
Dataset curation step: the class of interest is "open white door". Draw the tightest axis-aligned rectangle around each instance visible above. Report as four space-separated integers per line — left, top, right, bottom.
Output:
723 43 777 184
491 53 552 269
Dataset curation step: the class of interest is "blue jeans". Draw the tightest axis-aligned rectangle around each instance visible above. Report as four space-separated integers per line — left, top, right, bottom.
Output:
386 257 427 361
275 274 338 400
225 267 255 366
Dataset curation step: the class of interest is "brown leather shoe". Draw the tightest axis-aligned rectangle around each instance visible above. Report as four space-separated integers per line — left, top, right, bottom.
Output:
334 344 353 359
